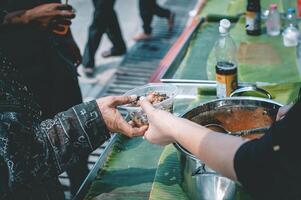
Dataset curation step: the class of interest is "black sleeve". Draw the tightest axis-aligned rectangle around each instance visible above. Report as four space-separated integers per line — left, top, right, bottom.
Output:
234 99 301 199
39 100 111 173
0 101 110 189
0 10 7 24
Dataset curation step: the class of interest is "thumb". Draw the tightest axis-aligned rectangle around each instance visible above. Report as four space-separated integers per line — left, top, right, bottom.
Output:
139 97 156 114
111 95 137 107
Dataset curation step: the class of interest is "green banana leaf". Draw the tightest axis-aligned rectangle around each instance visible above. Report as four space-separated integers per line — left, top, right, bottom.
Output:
84 136 163 200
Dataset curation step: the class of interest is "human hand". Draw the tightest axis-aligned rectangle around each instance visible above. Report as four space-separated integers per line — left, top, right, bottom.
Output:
97 96 147 138
276 103 293 121
139 97 178 145
24 3 75 29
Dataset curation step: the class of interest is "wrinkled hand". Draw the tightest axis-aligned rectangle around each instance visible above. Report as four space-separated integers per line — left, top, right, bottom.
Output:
24 3 75 29
139 97 178 145
276 103 293 121
97 96 147 138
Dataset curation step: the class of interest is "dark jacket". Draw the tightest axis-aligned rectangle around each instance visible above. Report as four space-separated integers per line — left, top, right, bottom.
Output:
0 0 83 119
0 52 110 200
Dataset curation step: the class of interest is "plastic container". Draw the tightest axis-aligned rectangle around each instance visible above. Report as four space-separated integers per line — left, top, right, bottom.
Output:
266 4 281 36
286 8 298 27
283 8 299 47
214 19 238 99
119 83 178 125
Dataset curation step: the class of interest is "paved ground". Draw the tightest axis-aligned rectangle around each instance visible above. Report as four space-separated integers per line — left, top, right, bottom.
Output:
70 0 166 99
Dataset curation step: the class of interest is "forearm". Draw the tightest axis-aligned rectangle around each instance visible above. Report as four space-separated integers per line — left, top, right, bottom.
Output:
1 10 29 27
41 100 110 175
171 117 248 180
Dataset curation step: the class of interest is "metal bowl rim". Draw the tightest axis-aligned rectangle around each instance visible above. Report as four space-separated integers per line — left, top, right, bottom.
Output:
174 96 283 160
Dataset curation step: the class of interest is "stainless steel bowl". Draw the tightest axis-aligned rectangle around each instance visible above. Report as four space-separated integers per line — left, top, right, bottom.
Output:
174 97 282 200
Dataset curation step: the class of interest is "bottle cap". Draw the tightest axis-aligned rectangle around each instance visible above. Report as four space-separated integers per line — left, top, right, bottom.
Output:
270 4 278 10
287 8 296 14
219 19 231 34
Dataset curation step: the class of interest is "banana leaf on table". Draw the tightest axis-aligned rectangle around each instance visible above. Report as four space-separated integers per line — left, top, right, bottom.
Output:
84 136 163 200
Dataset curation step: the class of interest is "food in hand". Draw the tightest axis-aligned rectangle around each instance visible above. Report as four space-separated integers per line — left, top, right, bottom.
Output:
130 91 168 107
129 91 170 126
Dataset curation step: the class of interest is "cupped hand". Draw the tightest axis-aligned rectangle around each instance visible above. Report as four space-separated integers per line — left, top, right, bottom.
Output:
24 3 75 29
139 97 178 145
97 96 147 138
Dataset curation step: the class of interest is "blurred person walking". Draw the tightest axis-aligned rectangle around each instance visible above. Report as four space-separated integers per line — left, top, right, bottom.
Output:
0 1 88 197
82 0 127 76
133 0 175 41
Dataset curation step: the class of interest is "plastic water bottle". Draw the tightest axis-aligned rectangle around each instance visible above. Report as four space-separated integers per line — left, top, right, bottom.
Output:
266 4 281 36
214 19 238 98
283 8 299 47
286 8 298 27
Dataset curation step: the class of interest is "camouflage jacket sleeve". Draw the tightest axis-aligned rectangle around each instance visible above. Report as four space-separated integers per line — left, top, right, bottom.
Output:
0 100 110 190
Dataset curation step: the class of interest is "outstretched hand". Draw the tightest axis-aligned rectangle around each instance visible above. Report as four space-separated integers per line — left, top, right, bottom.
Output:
139 97 178 145
97 96 147 138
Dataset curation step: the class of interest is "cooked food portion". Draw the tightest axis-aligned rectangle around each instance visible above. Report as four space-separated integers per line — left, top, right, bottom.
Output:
132 116 147 127
129 91 168 107
214 107 272 132
197 107 273 140
129 92 170 126
146 91 168 104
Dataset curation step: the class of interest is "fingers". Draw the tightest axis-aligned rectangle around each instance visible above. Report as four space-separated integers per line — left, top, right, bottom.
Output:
51 18 71 26
139 97 156 114
118 118 148 137
144 131 170 146
110 95 137 107
60 19 72 26
48 4 75 18
54 10 75 19
57 4 73 11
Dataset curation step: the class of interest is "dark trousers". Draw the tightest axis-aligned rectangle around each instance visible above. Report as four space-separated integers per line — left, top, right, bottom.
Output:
83 0 126 69
139 0 171 34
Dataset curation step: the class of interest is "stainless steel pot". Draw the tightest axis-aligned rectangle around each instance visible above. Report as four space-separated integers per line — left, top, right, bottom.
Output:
174 97 282 200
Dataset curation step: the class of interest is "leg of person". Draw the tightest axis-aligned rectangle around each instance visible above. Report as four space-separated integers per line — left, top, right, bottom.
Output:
133 0 153 41
152 0 174 32
82 0 112 71
102 7 127 58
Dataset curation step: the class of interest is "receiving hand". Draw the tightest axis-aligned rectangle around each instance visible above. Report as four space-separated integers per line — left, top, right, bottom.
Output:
97 96 147 138
139 97 178 145
24 3 75 30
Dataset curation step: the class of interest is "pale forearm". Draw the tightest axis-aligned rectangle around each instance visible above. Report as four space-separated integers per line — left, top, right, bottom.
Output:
171 117 249 180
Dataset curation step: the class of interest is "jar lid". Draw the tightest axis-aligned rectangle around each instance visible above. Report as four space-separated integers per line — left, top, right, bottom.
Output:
287 8 296 14
270 4 278 10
